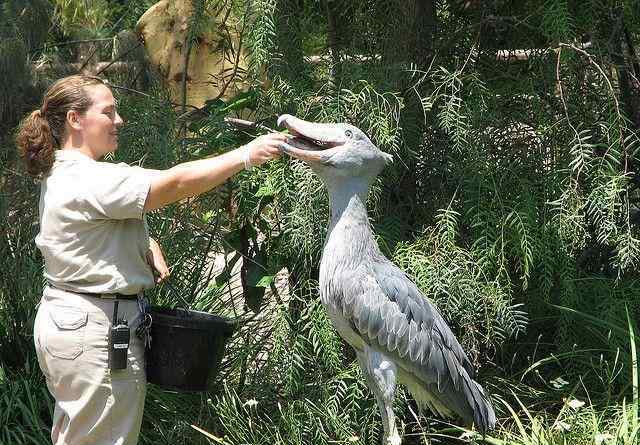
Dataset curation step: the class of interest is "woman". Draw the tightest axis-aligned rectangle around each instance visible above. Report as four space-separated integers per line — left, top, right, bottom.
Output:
15 74 286 445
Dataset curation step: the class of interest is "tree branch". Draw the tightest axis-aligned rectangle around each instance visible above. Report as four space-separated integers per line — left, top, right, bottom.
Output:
29 38 113 54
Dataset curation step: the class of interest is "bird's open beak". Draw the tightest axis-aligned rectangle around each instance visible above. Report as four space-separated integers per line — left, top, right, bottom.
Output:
277 114 346 163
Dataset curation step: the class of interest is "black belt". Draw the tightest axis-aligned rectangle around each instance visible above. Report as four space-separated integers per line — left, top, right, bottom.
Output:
48 283 139 300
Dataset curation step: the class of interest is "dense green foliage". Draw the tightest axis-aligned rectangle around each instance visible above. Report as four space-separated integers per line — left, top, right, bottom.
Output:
1 1 640 444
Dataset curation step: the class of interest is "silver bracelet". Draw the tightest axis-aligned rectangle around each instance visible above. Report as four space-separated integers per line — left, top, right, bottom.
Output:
242 145 253 170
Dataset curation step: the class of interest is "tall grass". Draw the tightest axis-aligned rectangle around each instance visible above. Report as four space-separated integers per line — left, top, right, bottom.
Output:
432 304 640 445
0 358 52 445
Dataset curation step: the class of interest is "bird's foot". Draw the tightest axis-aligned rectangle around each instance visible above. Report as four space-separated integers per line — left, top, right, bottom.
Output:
384 430 401 445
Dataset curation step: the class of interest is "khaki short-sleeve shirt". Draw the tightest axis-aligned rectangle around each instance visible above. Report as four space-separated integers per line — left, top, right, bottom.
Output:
35 150 156 294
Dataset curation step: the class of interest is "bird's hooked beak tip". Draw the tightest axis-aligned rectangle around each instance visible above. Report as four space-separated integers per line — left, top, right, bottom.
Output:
277 114 292 128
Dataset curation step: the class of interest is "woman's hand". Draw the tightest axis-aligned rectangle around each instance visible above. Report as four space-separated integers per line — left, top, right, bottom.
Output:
146 237 170 283
244 132 288 167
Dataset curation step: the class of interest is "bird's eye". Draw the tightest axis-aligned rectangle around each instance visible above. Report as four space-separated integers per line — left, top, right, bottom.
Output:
345 130 353 138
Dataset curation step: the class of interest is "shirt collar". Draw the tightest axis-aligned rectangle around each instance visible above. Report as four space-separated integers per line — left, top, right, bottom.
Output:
55 149 96 162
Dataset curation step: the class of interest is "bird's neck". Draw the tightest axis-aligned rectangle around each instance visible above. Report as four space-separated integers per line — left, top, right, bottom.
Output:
327 180 370 227
323 181 377 261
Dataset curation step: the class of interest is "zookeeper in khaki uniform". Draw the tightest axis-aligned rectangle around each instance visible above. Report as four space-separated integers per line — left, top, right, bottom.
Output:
15 74 288 445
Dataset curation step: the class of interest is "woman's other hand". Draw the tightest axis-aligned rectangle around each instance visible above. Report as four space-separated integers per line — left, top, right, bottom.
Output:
244 132 288 167
146 237 170 283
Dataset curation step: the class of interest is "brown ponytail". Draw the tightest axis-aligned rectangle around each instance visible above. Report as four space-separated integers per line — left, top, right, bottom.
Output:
15 109 56 177
15 75 106 178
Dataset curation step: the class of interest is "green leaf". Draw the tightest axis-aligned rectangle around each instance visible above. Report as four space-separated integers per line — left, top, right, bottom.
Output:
255 275 275 288
255 182 276 198
201 210 215 224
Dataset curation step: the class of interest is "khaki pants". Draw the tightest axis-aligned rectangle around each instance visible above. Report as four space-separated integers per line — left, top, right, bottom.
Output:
33 286 147 445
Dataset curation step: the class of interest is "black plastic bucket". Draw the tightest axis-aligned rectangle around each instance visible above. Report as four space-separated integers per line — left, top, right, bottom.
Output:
145 305 236 392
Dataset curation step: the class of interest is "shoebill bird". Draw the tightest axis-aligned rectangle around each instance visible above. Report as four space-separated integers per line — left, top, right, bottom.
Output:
277 115 496 445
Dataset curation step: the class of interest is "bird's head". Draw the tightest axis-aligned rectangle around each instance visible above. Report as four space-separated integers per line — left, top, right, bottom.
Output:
277 114 393 183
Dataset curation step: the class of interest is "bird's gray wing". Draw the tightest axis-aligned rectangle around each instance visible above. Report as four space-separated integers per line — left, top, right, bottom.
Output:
339 258 495 430
342 259 474 383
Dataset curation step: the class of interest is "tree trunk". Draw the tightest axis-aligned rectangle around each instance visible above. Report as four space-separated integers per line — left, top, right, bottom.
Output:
275 0 306 79
413 0 437 67
324 0 344 83
609 9 640 174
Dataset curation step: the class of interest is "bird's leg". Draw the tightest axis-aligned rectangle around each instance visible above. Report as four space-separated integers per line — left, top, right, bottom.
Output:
357 347 401 445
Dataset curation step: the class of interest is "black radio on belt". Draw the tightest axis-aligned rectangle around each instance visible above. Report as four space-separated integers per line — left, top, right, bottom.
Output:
108 300 130 370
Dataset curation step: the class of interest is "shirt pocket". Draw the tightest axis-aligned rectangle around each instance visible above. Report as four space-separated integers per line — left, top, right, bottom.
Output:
44 306 89 360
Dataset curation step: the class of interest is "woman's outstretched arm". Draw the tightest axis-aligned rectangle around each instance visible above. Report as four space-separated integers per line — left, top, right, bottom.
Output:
143 132 286 212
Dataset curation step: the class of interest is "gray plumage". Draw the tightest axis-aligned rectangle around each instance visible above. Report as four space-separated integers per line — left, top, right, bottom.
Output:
278 115 496 444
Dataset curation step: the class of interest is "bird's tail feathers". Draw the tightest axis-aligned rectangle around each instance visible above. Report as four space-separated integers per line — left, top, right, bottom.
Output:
459 371 496 434
401 367 496 434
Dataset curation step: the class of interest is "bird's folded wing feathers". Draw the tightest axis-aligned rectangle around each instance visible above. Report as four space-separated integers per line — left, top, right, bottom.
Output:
342 260 475 391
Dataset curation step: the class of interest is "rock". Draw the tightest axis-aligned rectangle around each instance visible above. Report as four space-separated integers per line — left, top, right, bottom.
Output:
135 0 250 109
